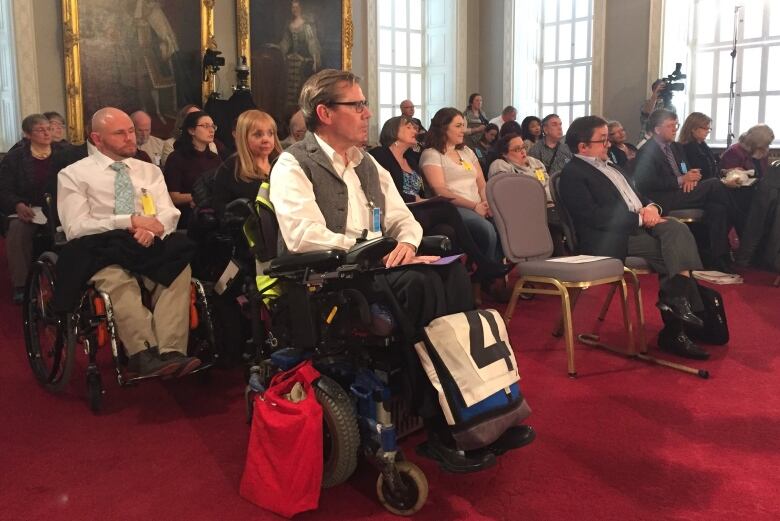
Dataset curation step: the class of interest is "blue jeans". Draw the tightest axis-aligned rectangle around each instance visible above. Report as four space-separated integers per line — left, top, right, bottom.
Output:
456 207 503 263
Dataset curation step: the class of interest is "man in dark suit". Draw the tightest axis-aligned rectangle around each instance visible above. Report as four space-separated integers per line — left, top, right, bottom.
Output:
559 115 709 360
632 109 736 272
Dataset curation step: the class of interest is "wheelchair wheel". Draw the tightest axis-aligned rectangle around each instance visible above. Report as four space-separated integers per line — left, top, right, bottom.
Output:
23 253 75 393
376 461 428 516
314 376 360 488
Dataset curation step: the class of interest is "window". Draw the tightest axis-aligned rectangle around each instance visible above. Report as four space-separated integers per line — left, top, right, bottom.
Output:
0 0 21 152
661 0 780 146
377 0 425 129
513 0 594 128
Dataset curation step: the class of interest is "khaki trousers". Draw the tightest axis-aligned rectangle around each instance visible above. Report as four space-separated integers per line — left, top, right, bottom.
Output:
6 219 38 288
89 264 191 357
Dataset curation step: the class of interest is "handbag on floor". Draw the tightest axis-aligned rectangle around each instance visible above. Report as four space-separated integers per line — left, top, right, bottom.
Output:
415 309 531 451
686 283 729 345
240 361 323 518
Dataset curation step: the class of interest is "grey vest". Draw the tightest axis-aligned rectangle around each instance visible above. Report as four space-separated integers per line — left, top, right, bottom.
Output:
285 132 386 235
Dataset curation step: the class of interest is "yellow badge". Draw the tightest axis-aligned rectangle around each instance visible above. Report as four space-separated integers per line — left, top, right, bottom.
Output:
140 188 157 216
462 160 474 171
534 169 546 183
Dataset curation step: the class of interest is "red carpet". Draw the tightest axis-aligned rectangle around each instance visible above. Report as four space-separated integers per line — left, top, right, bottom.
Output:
2 237 779 521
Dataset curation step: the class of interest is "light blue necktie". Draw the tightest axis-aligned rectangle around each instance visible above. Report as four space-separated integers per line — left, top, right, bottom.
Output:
110 161 135 215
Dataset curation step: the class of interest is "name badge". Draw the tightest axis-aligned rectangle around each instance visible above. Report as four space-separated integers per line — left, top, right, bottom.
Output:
462 160 474 171
370 206 381 232
140 188 156 216
534 169 546 183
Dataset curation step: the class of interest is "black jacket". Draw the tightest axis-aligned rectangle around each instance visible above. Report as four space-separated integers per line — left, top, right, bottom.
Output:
50 230 195 313
681 141 718 181
559 156 652 260
368 146 424 202
632 138 688 208
0 142 65 215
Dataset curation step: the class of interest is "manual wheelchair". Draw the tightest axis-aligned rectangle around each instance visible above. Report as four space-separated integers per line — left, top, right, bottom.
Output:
22 241 219 413
227 197 456 516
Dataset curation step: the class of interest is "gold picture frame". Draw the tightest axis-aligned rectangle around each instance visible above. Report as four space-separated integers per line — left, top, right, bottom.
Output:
61 0 216 144
236 0 353 125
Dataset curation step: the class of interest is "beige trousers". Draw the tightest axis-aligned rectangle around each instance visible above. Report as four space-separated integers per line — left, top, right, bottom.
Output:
89 264 191 357
6 219 38 288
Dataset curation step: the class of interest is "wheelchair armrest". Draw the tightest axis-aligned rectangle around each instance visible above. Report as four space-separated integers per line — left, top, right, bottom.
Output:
417 235 452 256
225 197 252 216
344 236 398 267
267 249 346 277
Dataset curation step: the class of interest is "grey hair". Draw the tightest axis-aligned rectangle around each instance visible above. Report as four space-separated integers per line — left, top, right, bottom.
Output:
738 124 775 152
21 114 49 134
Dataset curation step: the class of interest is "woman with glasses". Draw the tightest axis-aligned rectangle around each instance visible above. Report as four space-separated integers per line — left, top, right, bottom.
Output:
160 104 223 166
488 133 565 256
163 110 222 228
212 110 282 218
0 114 63 303
44 111 69 146
678 112 716 180
369 115 508 280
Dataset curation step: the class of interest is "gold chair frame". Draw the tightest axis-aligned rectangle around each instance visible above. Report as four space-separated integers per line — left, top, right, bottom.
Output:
598 266 652 352
504 274 634 377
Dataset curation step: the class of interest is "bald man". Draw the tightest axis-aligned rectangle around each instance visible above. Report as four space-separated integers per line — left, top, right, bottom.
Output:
58 107 200 378
399 99 426 135
131 110 165 165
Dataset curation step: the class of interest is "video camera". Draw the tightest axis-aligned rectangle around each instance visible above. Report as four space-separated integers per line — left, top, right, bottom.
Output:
658 63 686 101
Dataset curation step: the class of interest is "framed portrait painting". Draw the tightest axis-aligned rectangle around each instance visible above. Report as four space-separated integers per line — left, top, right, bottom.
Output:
236 0 353 127
61 0 216 143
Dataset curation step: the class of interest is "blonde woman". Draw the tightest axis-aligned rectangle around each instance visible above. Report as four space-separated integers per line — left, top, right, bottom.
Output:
211 110 282 218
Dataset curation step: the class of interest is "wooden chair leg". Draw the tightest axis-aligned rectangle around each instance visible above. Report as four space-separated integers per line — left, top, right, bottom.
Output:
598 284 617 321
626 271 647 353
558 286 577 377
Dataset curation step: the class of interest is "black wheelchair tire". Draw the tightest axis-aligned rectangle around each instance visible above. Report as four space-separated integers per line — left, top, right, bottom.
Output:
23 254 75 393
314 376 360 489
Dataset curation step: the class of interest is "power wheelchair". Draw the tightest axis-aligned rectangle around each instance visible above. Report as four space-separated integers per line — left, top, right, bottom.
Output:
22 200 219 413
222 197 453 516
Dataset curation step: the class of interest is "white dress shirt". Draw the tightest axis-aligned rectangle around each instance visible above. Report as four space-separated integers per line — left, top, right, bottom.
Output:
58 150 180 240
489 115 506 128
270 133 423 253
137 135 166 166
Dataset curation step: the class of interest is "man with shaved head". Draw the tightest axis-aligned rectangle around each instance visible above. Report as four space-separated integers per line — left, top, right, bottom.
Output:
58 107 200 378
131 110 165 165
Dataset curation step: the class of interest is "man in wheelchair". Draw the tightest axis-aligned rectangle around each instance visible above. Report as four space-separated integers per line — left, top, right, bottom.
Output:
269 69 534 473
56 107 200 378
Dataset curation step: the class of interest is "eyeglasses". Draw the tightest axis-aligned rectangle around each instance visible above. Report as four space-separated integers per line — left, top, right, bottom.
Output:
508 147 526 153
663 122 680 129
328 100 368 113
196 124 218 130
586 138 610 146
30 127 52 134
699 126 711 132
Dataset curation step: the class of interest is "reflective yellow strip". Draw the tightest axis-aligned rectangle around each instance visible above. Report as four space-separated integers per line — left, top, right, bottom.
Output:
326 306 338 324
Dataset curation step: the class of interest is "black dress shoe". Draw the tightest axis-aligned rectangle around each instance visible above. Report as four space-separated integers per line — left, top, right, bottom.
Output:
470 425 536 457
416 438 497 474
658 329 710 360
656 296 704 328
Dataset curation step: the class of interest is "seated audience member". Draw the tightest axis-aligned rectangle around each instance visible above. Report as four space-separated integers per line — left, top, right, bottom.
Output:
44 111 70 147
474 123 499 174
719 124 776 265
559 115 709 360
160 104 221 166
212 110 282 218
131 110 166 166
488 133 565 255
632 109 737 272
0 114 63 303
677 112 717 180
489 105 517 129
420 108 503 266
400 99 427 137
463 93 489 149
499 120 522 138
279 109 307 149
57 108 200 377
270 69 532 472
520 115 542 150
528 113 573 176
607 120 637 167
369 116 508 279
164 111 222 228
